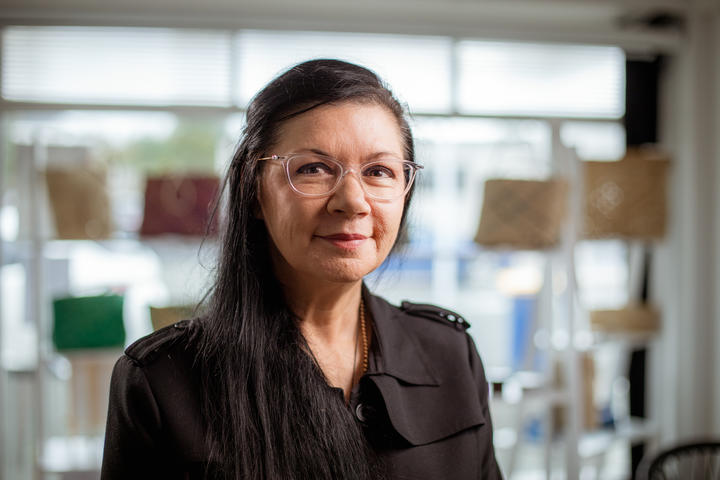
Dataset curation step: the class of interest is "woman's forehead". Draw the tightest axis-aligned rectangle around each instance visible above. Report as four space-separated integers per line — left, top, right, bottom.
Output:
272 102 404 156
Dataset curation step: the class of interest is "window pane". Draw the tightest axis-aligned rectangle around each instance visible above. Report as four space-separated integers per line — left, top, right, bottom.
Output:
561 121 626 160
2 26 232 105
457 40 625 118
576 240 630 308
236 30 452 113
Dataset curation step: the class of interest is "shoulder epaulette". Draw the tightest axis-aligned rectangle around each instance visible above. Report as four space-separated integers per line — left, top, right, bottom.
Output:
125 319 196 366
400 301 470 330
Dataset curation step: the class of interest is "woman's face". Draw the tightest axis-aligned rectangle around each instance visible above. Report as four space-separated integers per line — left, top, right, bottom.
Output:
257 101 407 287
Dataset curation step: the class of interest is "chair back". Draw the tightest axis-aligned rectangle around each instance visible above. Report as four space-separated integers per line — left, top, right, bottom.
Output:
637 440 720 480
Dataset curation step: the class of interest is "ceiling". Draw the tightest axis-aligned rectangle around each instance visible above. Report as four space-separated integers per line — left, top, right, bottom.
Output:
0 0 703 52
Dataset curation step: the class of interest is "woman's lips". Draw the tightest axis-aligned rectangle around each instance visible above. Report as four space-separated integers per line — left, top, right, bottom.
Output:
317 233 368 249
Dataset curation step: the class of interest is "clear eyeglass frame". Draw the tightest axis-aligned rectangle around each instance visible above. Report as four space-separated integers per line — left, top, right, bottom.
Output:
257 153 423 200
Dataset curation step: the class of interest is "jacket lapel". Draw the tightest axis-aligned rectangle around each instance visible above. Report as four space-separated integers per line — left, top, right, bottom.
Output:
362 284 440 386
360 284 486 446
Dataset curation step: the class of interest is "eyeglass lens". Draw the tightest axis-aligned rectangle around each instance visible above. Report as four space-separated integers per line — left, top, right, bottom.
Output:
286 155 414 198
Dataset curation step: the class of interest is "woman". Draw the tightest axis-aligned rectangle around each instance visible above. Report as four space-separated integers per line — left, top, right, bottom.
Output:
102 59 502 479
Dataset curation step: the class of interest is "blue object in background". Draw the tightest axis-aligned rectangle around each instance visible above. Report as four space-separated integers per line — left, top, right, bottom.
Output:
511 295 536 371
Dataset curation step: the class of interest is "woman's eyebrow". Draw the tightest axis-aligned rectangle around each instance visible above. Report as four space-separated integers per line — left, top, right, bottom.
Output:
294 148 401 160
290 147 332 157
366 151 401 160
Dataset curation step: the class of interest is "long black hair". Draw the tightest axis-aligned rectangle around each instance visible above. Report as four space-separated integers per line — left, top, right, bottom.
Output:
198 59 416 479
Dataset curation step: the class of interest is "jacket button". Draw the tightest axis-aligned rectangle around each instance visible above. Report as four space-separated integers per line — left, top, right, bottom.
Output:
355 403 373 423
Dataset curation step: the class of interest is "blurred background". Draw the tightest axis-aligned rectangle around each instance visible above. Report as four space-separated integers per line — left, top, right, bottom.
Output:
0 0 718 478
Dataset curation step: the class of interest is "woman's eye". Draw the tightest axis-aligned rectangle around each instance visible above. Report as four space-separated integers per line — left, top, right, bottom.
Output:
363 165 395 178
296 162 334 175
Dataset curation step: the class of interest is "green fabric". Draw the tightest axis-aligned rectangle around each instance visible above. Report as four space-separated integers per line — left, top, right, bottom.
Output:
52 294 125 350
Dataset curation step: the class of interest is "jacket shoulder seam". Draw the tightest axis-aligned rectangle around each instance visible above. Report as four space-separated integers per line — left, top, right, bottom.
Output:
125 319 195 366
399 301 471 330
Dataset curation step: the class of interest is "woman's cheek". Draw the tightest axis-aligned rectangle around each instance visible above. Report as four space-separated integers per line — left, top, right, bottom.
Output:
379 206 403 248
375 221 396 255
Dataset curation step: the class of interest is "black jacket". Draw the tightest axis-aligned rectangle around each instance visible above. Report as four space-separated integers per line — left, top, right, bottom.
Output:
101 289 503 479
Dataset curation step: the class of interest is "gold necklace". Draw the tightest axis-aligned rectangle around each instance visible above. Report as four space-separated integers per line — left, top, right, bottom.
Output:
348 300 368 399
359 299 368 375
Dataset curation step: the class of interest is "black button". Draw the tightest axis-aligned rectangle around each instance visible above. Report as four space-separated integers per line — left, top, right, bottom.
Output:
355 403 374 423
355 403 366 422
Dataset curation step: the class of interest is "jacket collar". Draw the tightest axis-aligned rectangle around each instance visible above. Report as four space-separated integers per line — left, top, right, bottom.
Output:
362 283 440 386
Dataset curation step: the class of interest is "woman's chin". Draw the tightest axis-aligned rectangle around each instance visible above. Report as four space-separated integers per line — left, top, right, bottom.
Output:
305 258 377 284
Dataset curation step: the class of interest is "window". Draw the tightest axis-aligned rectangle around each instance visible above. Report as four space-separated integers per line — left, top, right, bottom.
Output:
235 30 453 113
457 40 625 118
3 26 233 105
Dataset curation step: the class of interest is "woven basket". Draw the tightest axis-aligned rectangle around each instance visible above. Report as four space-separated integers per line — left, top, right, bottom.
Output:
583 147 669 239
45 165 112 240
474 178 569 250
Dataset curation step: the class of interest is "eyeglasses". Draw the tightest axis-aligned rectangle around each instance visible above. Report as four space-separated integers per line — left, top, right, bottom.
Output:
257 153 423 200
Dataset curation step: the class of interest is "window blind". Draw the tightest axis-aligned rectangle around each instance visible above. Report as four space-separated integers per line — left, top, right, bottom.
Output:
2 26 233 106
3 26 625 119
561 121 626 160
457 40 625 118
235 30 453 114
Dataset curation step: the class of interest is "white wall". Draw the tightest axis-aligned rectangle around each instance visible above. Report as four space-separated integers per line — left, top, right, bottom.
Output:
657 4 720 440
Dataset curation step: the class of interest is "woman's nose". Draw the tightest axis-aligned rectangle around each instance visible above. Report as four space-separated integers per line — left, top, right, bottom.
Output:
327 171 371 216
